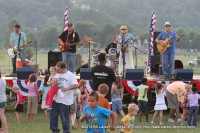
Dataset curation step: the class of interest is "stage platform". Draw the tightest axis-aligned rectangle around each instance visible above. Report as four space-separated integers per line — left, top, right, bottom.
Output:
2 74 200 96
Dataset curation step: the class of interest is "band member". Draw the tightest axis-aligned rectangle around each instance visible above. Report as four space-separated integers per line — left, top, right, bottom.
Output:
10 24 27 74
118 25 135 75
105 34 119 54
156 22 179 79
58 23 82 73
91 53 116 102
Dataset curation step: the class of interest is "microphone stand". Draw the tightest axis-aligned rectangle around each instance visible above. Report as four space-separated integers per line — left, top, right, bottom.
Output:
121 35 126 79
35 40 38 74
88 41 91 68
131 43 147 69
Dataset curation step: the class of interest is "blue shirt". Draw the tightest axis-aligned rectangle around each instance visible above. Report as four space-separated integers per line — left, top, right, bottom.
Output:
10 31 26 48
156 31 177 55
118 33 135 46
40 86 50 99
82 105 111 133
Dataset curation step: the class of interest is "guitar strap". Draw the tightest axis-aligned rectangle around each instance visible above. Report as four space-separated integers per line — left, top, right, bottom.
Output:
17 33 21 49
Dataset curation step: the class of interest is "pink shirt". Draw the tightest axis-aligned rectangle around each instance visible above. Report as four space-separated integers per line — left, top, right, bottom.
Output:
166 81 186 95
16 91 23 104
188 93 200 107
27 82 37 96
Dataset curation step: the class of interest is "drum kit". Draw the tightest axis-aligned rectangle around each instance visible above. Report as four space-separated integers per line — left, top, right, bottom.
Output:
91 48 119 72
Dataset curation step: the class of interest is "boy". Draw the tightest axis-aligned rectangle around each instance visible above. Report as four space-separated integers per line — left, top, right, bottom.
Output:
98 84 109 109
121 103 139 133
80 91 116 133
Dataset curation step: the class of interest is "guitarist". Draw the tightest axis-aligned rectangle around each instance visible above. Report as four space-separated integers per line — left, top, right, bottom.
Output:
58 23 82 73
156 22 179 79
10 24 28 75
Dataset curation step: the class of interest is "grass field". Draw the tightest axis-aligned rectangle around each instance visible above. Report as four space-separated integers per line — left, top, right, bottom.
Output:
5 106 200 133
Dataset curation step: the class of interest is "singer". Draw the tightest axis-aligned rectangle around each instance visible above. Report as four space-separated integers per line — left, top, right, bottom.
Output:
58 23 82 73
117 25 135 75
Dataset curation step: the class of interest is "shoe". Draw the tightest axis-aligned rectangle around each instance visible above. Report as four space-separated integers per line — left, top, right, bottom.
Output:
72 125 76 129
177 119 182 123
151 121 154 124
160 122 163 125
168 118 175 123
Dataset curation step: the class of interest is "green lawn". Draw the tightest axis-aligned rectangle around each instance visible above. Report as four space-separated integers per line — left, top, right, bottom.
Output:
5 105 200 133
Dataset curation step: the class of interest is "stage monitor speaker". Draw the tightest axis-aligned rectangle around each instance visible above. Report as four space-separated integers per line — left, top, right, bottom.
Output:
80 68 92 80
48 51 62 70
150 55 160 75
153 31 161 55
17 68 35 80
174 69 193 81
125 69 144 81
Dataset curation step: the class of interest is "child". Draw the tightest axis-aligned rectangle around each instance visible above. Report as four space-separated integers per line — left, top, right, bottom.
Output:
151 83 167 124
79 79 88 112
111 76 125 120
98 83 109 109
133 78 148 122
80 91 116 133
181 83 192 125
40 74 50 120
27 74 40 121
70 87 81 129
45 77 58 107
121 103 139 133
187 85 200 127
12 85 23 124
47 66 57 85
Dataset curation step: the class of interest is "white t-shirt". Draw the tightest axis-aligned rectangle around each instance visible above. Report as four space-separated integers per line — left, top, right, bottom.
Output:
54 71 78 105
0 78 6 103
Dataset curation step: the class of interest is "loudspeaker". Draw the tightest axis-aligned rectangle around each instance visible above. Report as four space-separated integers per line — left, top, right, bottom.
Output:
174 69 193 81
153 31 161 55
80 68 92 80
125 69 144 81
17 68 35 80
48 51 62 70
150 55 160 75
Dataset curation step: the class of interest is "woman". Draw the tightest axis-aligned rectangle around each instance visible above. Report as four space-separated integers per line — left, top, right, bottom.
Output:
117 25 135 75
0 71 8 133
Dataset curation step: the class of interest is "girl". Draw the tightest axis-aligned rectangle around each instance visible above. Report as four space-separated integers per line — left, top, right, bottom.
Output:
187 85 200 127
12 85 23 124
151 83 167 124
40 74 50 120
79 79 88 113
47 67 57 85
111 76 125 121
27 74 40 121
181 84 192 125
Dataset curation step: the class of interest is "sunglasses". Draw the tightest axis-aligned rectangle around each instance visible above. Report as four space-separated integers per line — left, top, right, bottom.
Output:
165 25 171 27
121 29 126 30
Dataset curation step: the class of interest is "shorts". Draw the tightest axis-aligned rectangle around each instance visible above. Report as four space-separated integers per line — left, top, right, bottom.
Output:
27 96 38 115
70 103 77 113
16 104 23 112
0 102 6 109
138 100 148 112
166 90 179 109
112 100 123 112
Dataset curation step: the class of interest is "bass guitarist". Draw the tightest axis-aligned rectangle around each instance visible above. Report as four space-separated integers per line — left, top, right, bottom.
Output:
58 23 82 73
156 22 180 79
10 24 28 75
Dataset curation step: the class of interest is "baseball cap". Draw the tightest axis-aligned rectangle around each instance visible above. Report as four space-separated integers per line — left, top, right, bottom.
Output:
67 23 73 27
98 53 106 61
165 21 171 26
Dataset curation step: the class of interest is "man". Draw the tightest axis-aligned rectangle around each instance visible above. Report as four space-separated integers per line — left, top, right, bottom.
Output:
50 61 78 133
91 53 116 103
156 22 179 79
10 24 27 74
165 81 190 123
58 23 82 73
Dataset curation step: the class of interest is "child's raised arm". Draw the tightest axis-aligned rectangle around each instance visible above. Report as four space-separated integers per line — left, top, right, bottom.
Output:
79 111 88 122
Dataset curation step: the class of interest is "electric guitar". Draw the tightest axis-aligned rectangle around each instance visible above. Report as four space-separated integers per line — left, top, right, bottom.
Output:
8 41 32 58
157 34 184 53
59 38 93 52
